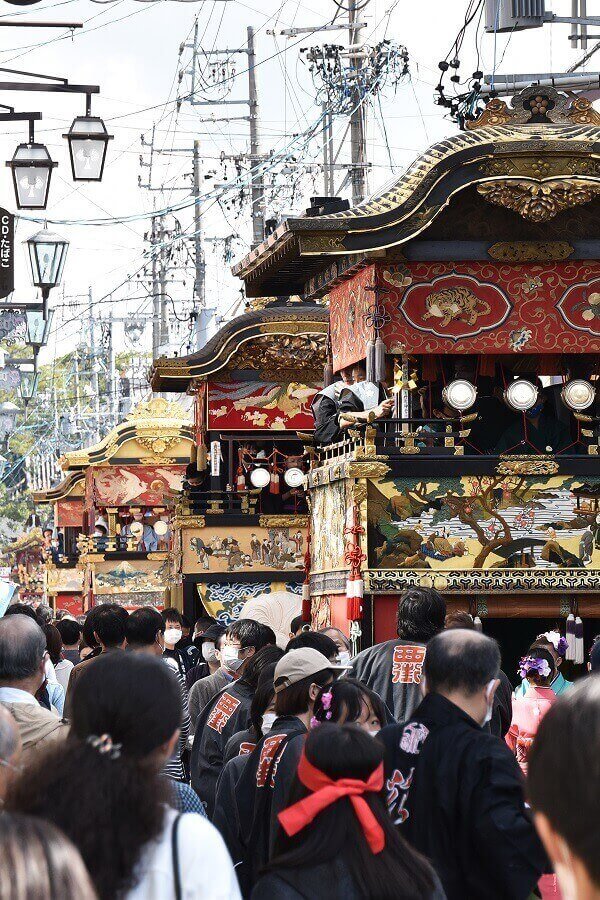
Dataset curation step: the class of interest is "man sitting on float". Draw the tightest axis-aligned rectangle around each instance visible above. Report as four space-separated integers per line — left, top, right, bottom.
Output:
312 361 393 446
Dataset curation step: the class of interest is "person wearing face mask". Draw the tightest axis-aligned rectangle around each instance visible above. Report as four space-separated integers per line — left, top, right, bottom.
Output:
319 626 352 667
225 648 347 894
213 672 279 864
379 629 547 900
188 627 230 730
528 677 600 900
186 622 227 691
191 626 280 816
161 608 191 678
125 608 192 785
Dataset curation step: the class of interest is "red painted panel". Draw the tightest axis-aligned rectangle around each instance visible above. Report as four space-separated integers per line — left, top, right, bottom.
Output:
55 592 84 617
92 465 185 507
208 381 318 431
56 499 83 528
329 262 600 370
373 594 400 644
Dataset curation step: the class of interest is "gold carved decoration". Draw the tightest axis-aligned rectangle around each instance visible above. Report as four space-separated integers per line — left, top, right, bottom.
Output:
488 241 574 262
477 179 600 223
347 462 390 479
482 156 600 179
259 515 310 528
466 97 512 129
127 398 188 422
172 516 206 530
228 333 326 381
352 482 368 505
496 456 559 476
568 96 600 125
299 232 347 254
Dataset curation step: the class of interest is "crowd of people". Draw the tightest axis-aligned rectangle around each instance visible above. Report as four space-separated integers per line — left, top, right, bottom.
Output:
0 591 599 899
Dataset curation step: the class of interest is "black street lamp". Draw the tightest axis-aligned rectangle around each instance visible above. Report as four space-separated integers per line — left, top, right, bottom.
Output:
6 134 57 210
25 228 69 308
25 306 54 356
18 364 39 406
63 98 113 181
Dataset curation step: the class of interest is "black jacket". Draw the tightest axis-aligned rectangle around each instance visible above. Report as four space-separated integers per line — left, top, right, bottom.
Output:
190 679 254 816
232 715 307 896
251 860 447 900
379 693 547 900
350 638 426 722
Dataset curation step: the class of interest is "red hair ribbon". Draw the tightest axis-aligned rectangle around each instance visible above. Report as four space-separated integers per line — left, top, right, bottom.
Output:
278 751 385 854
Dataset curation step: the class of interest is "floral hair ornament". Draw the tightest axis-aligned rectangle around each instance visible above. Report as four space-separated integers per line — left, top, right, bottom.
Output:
539 631 568 657
278 750 385 854
86 733 122 759
320 690 333 720
518 656 551 680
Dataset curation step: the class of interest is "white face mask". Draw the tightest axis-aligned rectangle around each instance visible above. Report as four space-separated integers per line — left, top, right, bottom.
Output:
261 712 277 734
338 650 351 667
163 628 182 647
366 728 380 737
221 645 245 672
481 679 496 727
202 642 218 663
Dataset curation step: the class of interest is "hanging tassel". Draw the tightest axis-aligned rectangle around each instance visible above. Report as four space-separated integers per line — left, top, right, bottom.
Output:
574 616 584 665
565 613 576 662
365 338 376 383
346 572 363 622
323 361 334 387
269 462 280 495
474 615 482 632
236 466 246 492
302 582 311 621
374 336 387 383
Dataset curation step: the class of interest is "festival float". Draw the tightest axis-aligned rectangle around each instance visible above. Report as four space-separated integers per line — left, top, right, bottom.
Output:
151 298 328 626
2 528 46 607
32 472 86 615
233 86 600 669
48 398 194 612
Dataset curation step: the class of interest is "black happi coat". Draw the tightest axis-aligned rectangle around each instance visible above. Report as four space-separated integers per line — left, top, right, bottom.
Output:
379 693 547 900
350 638 427 723
230 715 307 896
190 679 254 817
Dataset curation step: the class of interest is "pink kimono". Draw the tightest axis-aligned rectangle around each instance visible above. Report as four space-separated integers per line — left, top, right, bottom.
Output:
506 685 556 775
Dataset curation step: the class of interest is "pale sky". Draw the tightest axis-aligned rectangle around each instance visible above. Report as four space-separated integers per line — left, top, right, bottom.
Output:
0 0 588 366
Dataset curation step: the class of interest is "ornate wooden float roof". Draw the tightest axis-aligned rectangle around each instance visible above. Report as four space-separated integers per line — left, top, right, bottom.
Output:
232 87 600 298
32 470 85 505
151 299 329 392
59 398 193 471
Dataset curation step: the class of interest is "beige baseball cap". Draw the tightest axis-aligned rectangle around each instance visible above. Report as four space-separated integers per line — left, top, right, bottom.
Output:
273 647 346 693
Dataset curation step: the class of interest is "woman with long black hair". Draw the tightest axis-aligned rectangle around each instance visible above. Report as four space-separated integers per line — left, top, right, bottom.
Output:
252 723 445 899
7 652 240 900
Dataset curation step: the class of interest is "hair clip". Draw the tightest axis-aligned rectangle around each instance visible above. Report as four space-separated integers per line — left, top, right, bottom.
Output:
86 733 122 759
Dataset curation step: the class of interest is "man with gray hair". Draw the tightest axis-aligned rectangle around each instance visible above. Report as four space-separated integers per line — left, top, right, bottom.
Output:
379 629 547 900
0 705 21 801
0 615 68 766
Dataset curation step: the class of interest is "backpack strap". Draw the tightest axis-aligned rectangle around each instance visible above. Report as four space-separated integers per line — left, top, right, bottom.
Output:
171 813 183 900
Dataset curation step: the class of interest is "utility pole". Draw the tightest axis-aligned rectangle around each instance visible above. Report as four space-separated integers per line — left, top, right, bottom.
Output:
321 102 334 196
88 288 100 443
247 26 265 247
159 216 169 351
348 0 367 205
107 310 116 428
193 138 208 350
151 213 160 359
